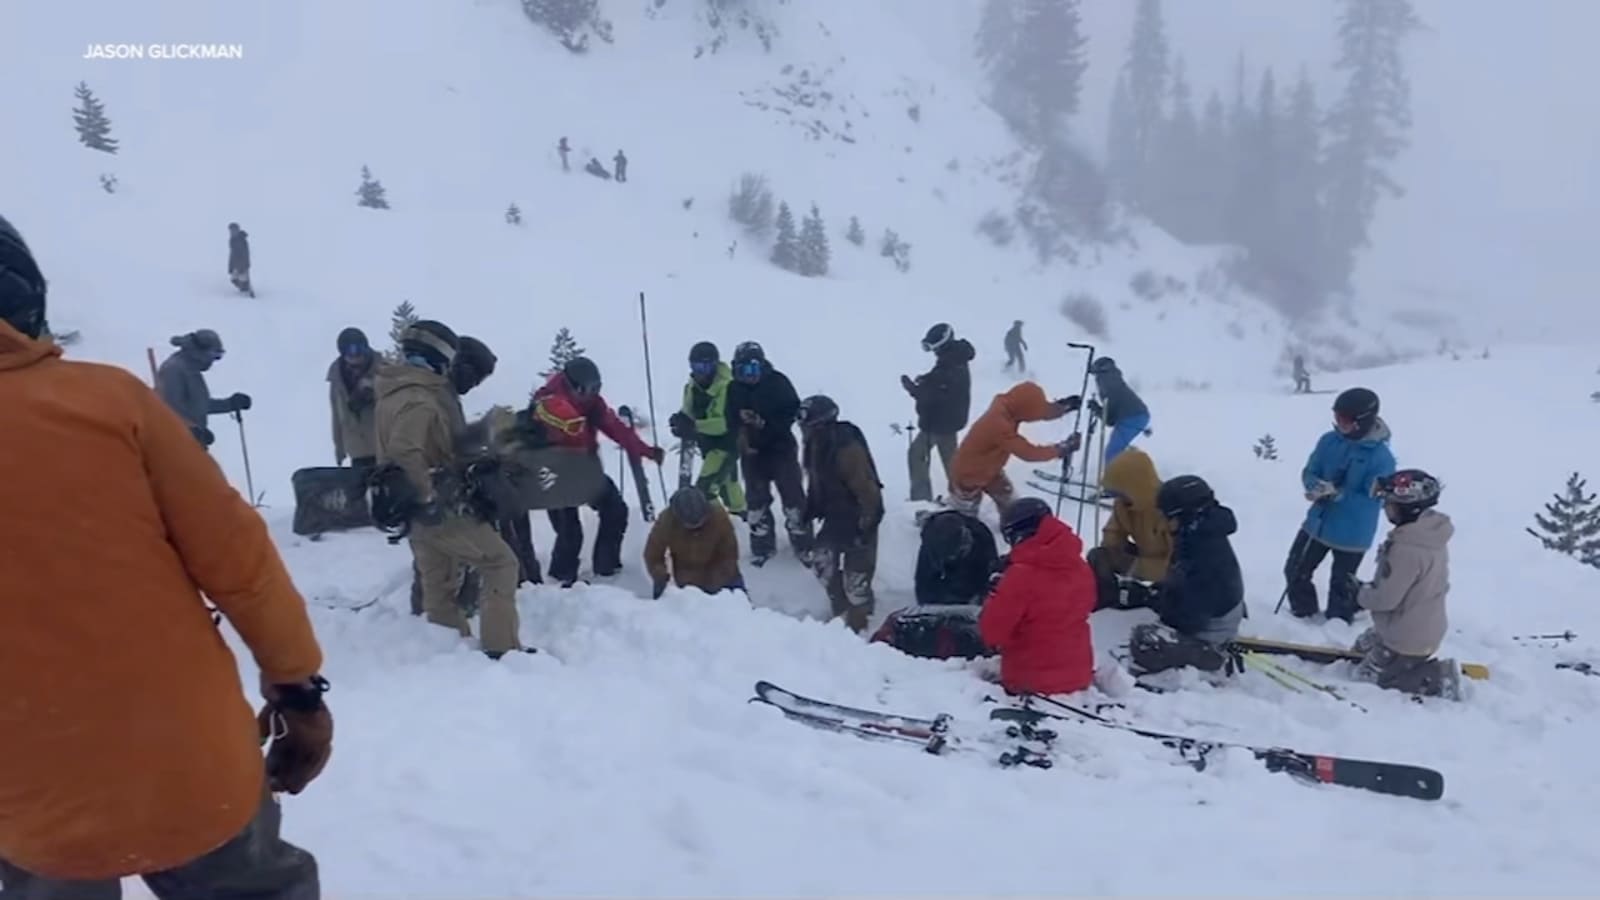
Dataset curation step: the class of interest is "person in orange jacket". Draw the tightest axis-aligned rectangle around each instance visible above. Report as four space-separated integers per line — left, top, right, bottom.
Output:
946 381 1079 515
0 213 331 895
979 497 1098 695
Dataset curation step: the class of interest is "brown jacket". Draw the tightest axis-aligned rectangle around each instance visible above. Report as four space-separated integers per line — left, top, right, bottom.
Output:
643 505 742 592
0 322 323 880
949 382 1061 490
803 421 883 546
328 355 378 462
1098 447 1172 582
374 362 465 499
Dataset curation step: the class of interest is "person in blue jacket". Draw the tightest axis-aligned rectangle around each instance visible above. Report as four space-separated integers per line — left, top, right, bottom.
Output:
1084 357 1150 463
1284 387 1396 621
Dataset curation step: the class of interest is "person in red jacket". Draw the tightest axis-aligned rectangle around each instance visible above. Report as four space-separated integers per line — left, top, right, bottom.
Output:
532 356 665 585
979 496 1097 695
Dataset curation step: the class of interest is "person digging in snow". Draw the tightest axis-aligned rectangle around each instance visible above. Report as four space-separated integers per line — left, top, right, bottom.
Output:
585 157 612 180
1347 469 1462 700
798 394 883 634
1086 446 1172 611
644 486 745 599
947 382 1079 516
671 341 746 516
226 222 253 297
1085 357 1150 464
0 212 329 896
156 328 251 450
1003 319 1027 372
1127 475 1247 675
979 497 1098 695
914 509 1000 607
328 326 379 473
1284 387 1396 622
901 322 974 502
726 341 813 565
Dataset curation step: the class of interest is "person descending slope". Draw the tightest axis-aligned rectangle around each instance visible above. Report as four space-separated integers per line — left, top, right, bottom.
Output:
643 486 745 599
979 497 1098 695
156 329 251 450
1086 446 1171 611
0 213 328 895
799 394 884 633
947 382 1079 516
1003 319 1027 372
1086 357 1149 464
726 341 813 565
671 341 746 515
901 322 974 502
1284 387 1396 621
226 222 253 297
328 326 379 471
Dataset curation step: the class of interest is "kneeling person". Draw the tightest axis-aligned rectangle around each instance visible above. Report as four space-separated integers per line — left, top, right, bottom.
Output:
1086 447 1171 611
915 509 1000 606
644 487 745 598
979 498 1097 695
1128 475 1245 675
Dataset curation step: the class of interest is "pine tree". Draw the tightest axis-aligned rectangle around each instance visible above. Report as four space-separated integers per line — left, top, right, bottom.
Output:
356 166 390 209
1527 472 1600 562
1222 53 1256 247
1267 69 1327 310
797 203 830 276
1253 434 1279 460
845 215 865 247
985 0 1089 146
1322 0 1422 292
1121 0 1170 213
72 82 118 154
506 203 522 225
976 0 1019 70
543 327 585 376
387 301 419 361
1150 57 1204 240
770 202 800 272
1194 90 1230 242
1239 68 1281 264
1105 73 1138 200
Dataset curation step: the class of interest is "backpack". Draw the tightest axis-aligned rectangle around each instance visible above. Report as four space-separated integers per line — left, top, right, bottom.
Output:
870 605 994 660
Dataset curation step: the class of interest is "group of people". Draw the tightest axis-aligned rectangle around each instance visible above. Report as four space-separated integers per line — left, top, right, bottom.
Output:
557 137 630 182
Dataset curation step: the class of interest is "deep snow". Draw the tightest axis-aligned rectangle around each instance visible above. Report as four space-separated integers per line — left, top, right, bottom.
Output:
4 0 1600 894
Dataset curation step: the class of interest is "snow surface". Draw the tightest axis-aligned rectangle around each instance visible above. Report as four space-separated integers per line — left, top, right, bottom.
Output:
5 0 1600 894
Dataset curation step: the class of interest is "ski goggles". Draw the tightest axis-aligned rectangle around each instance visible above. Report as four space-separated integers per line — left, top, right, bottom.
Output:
734 359 762 380
690 359 717 377
341 341 368 357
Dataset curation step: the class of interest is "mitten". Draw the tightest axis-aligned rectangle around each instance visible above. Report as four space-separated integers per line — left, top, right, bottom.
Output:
192 425 215 447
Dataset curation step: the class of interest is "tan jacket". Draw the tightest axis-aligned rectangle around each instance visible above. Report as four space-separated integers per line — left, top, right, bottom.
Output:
643 505 742 592
1099 447 1172 582
374 362 465 499
328 356 378 461
1359 510 1452 657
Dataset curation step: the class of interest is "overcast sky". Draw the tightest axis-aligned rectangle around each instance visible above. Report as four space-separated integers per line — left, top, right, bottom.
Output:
1077 1 1599 339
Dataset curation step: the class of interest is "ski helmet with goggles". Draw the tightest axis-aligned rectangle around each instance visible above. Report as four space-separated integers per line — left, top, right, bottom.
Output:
400 320 459 373
0 214 48 339
689 341 719 366
732 340 766 382
798 394 839 428
562 355 602 395
1000 497 1052 546
336 326 370 355
1332 387 1380 437
1156 474 1215 520
1374 468 1440 520
1089 357 1117 375
921 322 954 353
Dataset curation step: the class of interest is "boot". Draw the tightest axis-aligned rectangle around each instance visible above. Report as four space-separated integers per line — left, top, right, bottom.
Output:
842 603 873 635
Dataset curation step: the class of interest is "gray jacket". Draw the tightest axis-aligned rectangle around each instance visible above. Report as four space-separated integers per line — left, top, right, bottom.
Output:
156 348 231 429
1358 510 1452 657
1094 365 1148 425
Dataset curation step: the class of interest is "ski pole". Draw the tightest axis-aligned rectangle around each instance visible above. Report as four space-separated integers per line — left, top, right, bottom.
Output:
638 291 669 506
1091 408 1107 537
1058 342 1095 517
1274 509 1326 615
232 409 258 506
1242 652 1368 713
1513 631 1577 642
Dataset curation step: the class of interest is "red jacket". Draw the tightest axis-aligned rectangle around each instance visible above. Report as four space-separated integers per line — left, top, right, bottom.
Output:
979 515 1096 695
531 372 652 459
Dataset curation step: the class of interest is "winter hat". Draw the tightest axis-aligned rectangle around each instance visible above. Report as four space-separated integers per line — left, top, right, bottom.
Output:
0 213 47 339
1089 357 1117 375
1000 497 1052 547
337 327 370 353
669 486 712 529
923 511 975 560
400 320 459 372
798 394 839 428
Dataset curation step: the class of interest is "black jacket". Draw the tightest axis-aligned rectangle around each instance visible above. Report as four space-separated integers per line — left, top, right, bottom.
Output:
1093 365 1147 425
909 339 974 433
726 363 800 453
1155 503 1243 635
914 511 1000 605
228 230 250 272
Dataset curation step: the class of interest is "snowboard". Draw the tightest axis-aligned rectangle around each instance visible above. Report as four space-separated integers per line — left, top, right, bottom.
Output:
1230 635 1490 681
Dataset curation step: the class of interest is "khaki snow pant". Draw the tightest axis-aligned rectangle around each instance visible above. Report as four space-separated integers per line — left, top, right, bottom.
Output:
409 515 521 655
0 784 317 899
947 472 1016 517
811 530 878 633
907 430 958 502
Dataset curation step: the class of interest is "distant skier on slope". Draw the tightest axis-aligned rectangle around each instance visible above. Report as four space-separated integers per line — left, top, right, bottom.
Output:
643 486 745 599
613 149 628 183
156 329 251 450
946 382 1079 516
1292 354 1312 393
901 322 974 502
1085 357 1149 464
1003 319 1027 372
226 222 253 297
557 136 571 171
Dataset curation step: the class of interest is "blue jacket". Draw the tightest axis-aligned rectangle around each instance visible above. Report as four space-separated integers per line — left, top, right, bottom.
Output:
1300 418 1396 552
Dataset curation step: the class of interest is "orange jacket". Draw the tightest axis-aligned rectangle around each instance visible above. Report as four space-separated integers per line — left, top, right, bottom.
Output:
0 322 323 880
948 382 1062 490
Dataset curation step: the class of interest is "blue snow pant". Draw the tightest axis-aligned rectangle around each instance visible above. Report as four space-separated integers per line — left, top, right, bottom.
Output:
1105 411 1150 463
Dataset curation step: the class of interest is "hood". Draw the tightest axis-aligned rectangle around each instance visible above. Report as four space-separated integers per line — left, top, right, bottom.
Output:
1180 503 1238 540
1390 509 1453 549
1101 447 1160 509
1354 416 1392 446
935 339 976 365
992 381 1056 424
1009 515 1083 569
0 320 60 372
375 360 448 399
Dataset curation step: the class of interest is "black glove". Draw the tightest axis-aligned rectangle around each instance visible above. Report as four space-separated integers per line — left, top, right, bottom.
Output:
191 425 215 447
645 446 667 465
229 392 252 412
413 498 445 527
1056 395 1082 412
652 576 669 599
668 411 696 439
1085 398 1103 418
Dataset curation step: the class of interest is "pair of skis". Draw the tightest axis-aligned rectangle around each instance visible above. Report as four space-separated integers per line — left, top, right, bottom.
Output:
1027 467 1113 510
750 681 1444 801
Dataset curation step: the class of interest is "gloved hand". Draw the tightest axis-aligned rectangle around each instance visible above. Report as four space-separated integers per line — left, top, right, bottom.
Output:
668 412 696 440
256 677 333 795
1056 433 1082 457
1056 394 1082 412
336 451 346 466
413 498 445 527
651 576 669 599
740 408 765 428
229 392 252 412
644 446 667 465
1305 480 1339 502
1086 398 1103 418
192 425 215 447
900 375 917 395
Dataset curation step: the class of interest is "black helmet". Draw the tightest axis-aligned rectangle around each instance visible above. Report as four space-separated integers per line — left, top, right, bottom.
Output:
1333 387 1380 436
452 335 497 394
0 214 47 339
1089 357 1117 375
1374 468 1441 518
732 340 765 364
336 326 370 354
1000 497 1052 546
921 322 954 352
669 486 712 529
563 355 602 395
400 320 459 373
689 341 720 365
1157 475 1216 520
798 394 839 428
923 511 975 560
732 341 765 382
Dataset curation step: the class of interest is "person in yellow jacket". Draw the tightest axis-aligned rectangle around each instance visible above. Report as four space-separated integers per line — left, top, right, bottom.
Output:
1087 446 1173 610
669 341 746 515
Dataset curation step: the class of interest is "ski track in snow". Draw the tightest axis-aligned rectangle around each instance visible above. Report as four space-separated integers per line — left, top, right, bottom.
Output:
4 0 1600 894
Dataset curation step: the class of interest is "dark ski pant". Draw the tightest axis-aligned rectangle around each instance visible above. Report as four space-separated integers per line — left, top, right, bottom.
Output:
0 784 318 900
907 430 957 502
811 530 877 632
546 475 628 584
1004 346 1025 371
1284 528 1364 621
1352 629 1461 700
742 445 812 560
1129 622 1233 675
1086 547 1155 612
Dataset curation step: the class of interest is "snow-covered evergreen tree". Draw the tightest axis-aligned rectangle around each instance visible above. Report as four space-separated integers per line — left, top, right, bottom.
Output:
521 0 613 53
1527 473 1600 565
1266 69 1327 309
72 82 118 154
506 203 523 225
387 301 419 361
879 228 912 273
982 0 1088 146
1105 73 1138 200
356 166 390 209
1149 58 1205 241
1120 0 1169 212
845 215 865 247
797 204 830 276
770 202 800 272
543 327 586 376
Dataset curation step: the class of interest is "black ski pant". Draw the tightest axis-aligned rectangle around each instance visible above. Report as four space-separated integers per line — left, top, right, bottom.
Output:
546 475 629 584
1284 528 1364 621
742 444 812 559
1004 346 1025 371
0 784 317 900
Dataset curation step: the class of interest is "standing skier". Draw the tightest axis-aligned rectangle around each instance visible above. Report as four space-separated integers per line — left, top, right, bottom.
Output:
613 149 629 182
979 497 1097 695
226 222 253 297
1284 387 1396 621
799 395 883 633
0 213 328 895
726 341 812 565
670 341 745 515
1292 354 1312 393
900 322 974 502
1085 357 1149 464
328 326 379 471
643 486 744 599
156 329 251 450
557 136 570 171
1003 319 1027 372
531 355 666 585
947 382 1078 516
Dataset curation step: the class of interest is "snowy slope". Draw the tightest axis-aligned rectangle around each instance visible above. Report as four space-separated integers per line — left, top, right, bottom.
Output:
5 0 1600 894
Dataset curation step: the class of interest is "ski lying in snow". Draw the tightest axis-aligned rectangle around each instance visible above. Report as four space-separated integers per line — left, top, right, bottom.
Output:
993 700 1444 801
616 406 656 522
1026 474 1114 509
1230 636 1489 681
1557 661 1597 677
